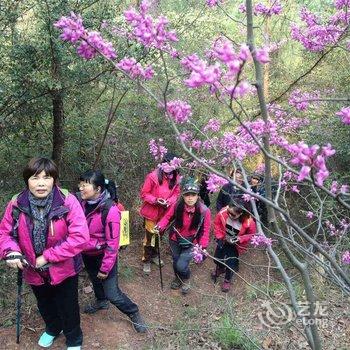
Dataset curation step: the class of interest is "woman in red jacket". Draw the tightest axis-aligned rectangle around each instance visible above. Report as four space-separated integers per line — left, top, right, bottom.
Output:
140 153 181 274
156 179 211 295
212 199 256 292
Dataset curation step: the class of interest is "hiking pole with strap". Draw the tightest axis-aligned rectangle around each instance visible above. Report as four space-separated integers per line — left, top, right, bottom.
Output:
156 233 164 291
5 255 25 344
5 255 51 344
16 268 23 344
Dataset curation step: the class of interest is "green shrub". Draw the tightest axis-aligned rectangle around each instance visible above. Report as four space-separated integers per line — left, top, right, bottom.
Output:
213 315 259 350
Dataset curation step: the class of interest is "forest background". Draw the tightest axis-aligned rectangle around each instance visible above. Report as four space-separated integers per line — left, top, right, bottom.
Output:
0 0 349 349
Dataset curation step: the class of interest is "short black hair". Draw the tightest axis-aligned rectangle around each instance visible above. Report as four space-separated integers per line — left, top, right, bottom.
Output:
23 157 59 186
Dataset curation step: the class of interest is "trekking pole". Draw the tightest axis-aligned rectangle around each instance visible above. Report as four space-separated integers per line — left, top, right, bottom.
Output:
16 268 23 344
156 233 164 291
5 255 51 344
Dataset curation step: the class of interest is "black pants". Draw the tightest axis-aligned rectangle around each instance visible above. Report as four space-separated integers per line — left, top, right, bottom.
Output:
82 254 139 315
214 242 239 281
31 275 82 347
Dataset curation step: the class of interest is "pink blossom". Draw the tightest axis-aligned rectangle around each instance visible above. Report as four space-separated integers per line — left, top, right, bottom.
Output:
203 118 221 132
291 7 346 52
336 107 350 125
287 141 335 186
291 185 300 193
341 251 350 264
192 244 204 263
166 100 192 124
149 139 167 161
191 139 202 150
251 234 273 247
55 14 117 61
178 131 193 143
85 31 117 60
117 58 154 80
297 165 311 182
242 193 257 202
239 2 282 16
213 40 236 63
159 157 183 172
184 60 221 89
340 184 349 193
331 181 339 193
238 4 246 13
205 174 229 192
239 44 251 60
124 1 178 51
206 0 222 7
321 143 336 157
288 89 321 111
54 12 85 43
334 0 350 10
306 211 314 219
254 2 283 16
255 47 270 63
315 169 329 187
76 41 97 60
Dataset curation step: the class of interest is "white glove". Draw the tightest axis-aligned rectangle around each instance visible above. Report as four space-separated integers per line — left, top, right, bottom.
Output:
5 252 25 270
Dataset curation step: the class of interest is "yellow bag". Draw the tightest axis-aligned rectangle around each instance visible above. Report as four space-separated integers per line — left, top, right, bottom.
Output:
119 211 130 246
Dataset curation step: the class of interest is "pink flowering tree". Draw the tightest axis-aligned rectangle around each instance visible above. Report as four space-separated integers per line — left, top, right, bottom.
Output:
55 1 350 348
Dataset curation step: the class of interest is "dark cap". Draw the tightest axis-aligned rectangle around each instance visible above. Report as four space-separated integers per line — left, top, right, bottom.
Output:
182 178 200 194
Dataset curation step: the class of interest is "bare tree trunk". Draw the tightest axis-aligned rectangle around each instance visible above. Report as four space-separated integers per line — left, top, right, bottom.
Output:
246 0 274 224
51 90 64 168
44 1 64 168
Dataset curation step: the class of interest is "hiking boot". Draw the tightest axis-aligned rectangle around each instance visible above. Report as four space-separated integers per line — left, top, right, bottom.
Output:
170 276 182 289
151 256 164 267
83 299 109 314
210 266 225 282
143 262 151 275
221 279 231 293
129 311 147 333
181 280 191 295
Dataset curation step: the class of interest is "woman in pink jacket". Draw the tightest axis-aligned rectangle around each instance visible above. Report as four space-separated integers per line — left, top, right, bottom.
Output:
0 157 89 350
156 179 211 295
78 170 146 333
140 153 181 274
211 199 256 292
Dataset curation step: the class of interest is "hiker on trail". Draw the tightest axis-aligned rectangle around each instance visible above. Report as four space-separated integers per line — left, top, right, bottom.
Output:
216 169 244 212
139 152 181 275
155 178 211 295
78 170 147 333
197 173 211 207
211 199 256 292
0 157 89 350
249 173 268 228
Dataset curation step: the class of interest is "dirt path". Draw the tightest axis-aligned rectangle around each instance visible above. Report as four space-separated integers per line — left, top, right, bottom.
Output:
0 239 270 350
